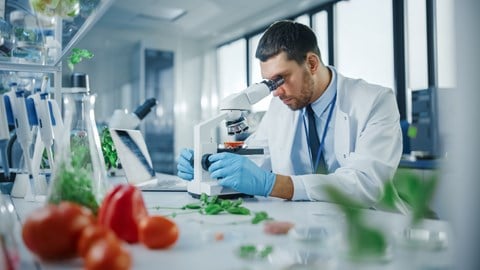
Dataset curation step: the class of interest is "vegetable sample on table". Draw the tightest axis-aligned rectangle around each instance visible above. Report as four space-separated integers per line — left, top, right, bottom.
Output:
152 193 273 225
98 184 148 243
138 216 179 249
22 202 95 261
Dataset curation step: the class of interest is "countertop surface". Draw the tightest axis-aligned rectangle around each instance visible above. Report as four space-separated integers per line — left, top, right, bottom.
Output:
8 185 453 270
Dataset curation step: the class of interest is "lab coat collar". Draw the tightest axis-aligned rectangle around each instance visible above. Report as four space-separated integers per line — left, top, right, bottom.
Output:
304 66 338 118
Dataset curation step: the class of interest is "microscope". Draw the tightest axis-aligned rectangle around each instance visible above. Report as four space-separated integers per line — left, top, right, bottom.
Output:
187 77 284 198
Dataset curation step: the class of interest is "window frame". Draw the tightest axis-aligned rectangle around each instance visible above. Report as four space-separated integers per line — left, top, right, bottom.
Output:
215 0 444 121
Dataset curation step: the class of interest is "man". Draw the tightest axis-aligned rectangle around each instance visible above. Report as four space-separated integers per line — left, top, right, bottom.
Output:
177 20 402 209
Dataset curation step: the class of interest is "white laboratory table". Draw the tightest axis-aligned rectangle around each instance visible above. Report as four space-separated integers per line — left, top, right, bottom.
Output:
8 190 453 270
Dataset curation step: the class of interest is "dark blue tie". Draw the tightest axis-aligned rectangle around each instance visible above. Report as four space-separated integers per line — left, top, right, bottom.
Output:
306 104 320 165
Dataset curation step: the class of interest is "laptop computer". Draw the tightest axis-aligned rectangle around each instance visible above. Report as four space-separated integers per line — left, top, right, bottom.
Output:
109 128 187 191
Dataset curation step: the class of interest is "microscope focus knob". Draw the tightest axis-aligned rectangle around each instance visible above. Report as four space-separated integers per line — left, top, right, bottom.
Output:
201 154 212 171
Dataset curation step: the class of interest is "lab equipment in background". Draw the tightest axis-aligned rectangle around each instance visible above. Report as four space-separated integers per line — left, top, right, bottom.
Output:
0 18 12 58
28 76 57 170
109 98 157 130
9 10 44 65
48 73 108 211
0 94 11 182
4 84 40 201
409 88 441 159
188 77 284 198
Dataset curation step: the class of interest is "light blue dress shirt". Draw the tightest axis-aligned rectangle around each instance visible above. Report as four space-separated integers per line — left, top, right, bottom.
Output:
290 66 339 181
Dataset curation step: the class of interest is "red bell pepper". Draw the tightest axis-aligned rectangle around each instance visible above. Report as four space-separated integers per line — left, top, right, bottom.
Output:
98 184 148 243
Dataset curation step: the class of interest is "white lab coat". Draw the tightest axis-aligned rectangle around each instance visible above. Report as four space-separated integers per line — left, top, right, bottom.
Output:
247 72 404 210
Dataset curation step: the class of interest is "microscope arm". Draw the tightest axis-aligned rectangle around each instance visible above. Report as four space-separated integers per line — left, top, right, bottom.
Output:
220 82 272 111
193 112 228 180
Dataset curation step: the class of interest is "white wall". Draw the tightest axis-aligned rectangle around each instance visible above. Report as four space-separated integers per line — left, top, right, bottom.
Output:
67 26 206 160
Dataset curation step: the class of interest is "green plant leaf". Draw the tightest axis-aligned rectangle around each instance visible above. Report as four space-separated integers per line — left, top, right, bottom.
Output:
100 127 118 169
251 211 272 224
392 170 438 224
348 223 387 259
68 48 94 71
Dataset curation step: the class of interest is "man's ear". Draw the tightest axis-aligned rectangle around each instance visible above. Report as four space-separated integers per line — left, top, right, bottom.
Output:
306 53 320 74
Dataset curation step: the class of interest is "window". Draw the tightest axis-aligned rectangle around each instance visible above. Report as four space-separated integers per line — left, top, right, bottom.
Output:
295 14 310 25
248 32 271 112
436 0 456 88
336 0 394 90
406 0 429 90
217 39 247 99
312 11 329 66
249 33 263 85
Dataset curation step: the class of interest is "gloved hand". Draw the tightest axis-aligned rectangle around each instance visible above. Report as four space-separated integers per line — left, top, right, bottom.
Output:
208 152 276 197
176 148 194 180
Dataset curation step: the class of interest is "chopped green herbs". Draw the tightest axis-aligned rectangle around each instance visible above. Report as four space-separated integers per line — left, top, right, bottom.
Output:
237 245 273 260
151 193 272 224
100 127 118 169
48 137 100 215
48 163 99 215
182 203 202 210
251 211 272 224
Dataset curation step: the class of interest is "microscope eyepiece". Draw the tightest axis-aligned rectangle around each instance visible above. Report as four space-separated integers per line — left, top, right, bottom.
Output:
262 76 284 91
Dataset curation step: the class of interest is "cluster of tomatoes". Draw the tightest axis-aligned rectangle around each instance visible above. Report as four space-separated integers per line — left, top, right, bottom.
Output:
21 184 179 269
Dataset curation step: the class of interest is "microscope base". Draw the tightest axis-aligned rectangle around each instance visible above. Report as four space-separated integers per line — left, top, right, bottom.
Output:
187 181 252 199
188 192 253 199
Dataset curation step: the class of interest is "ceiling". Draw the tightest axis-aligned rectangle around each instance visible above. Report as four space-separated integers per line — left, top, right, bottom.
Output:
97 0 331 43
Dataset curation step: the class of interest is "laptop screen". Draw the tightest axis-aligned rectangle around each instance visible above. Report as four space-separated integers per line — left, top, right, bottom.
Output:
109 128 156 185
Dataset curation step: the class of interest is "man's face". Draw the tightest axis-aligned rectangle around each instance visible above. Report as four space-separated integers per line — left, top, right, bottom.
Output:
260 52 314 111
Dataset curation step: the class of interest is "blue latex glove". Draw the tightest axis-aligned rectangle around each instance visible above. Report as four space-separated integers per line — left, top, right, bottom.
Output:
208 152 276 197
176 148 194 180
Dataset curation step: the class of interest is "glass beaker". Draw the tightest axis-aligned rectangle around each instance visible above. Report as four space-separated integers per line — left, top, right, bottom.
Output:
0 194 20 270
9 10 45 65
47 73 108 215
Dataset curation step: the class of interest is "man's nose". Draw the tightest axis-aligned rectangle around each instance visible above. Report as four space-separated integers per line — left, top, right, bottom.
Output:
273 85 286 97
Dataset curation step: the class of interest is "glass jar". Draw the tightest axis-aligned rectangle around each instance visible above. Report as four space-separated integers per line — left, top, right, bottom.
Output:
47 73 108 214
30 0 80 19
9 10 45 65
0 194 20 270
0 19 13 59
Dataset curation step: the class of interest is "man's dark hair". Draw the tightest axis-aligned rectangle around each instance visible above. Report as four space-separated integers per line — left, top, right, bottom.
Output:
256 20 321 65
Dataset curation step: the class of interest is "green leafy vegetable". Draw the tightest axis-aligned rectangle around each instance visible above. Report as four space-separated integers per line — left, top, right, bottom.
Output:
237 245 273 260
226 206 250 215
100 127 118 169
182 203 202 210
48 163 99 215
390 170 438 223
324 185 387 259
68 48 94 71
152 193 272 224
48 135 100 215
204 204 223 215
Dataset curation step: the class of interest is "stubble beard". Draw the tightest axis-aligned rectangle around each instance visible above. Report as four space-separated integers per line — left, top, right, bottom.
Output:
285 72 315 111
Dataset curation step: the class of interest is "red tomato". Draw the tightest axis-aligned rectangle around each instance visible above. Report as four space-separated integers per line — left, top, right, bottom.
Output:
22 202 94 261
138 216 179 249
84 239 131 270
77 224 119 258
98 184 148 243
